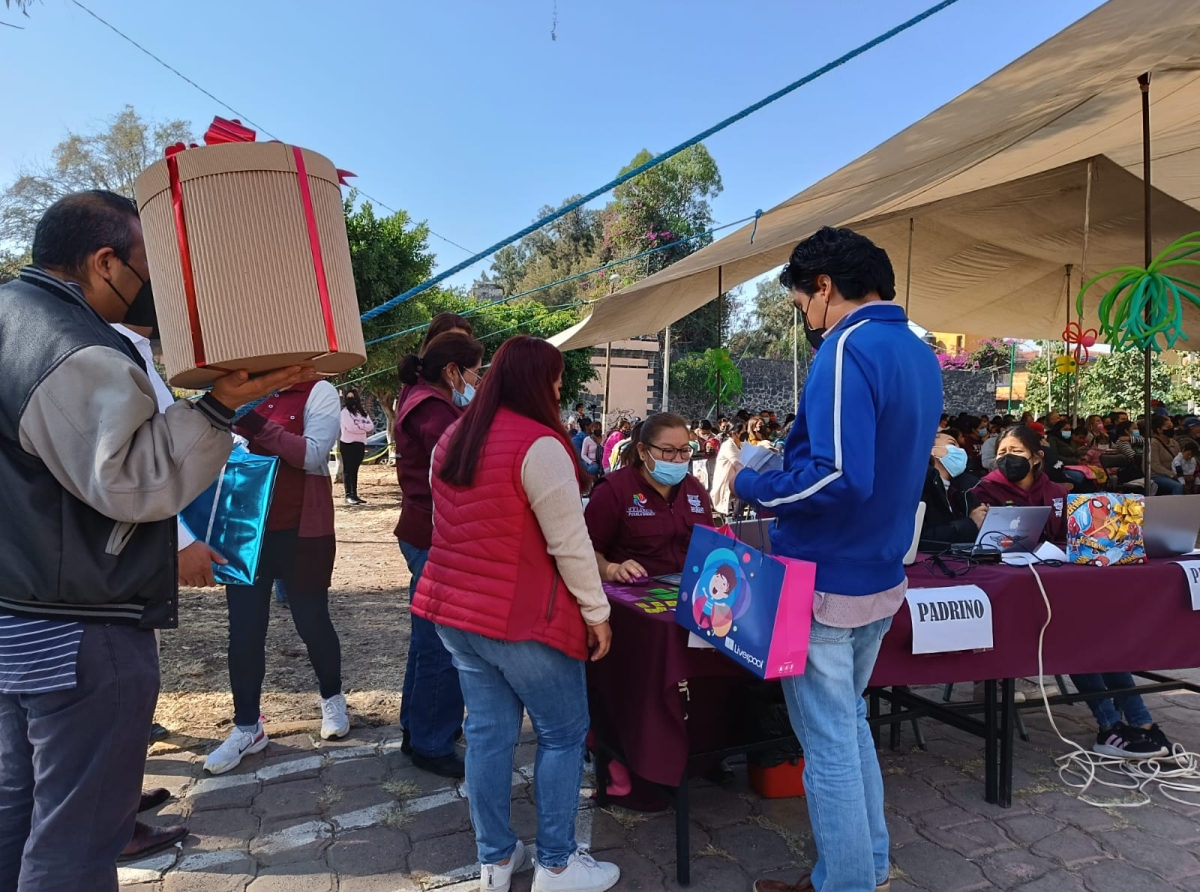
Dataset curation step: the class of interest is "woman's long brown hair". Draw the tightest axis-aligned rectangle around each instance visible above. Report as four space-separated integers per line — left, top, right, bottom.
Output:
438 336 585 490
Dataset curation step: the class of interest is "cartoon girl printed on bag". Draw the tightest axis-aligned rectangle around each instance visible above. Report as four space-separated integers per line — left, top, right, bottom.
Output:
691 548 750 638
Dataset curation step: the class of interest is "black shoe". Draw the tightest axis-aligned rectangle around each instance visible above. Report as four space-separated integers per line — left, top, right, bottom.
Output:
411 751 466 779
1142 723 1174 756
400 727 412 756
703 759 736 785
148 723 170 744
1094 722 1167 759
352 495 367 505
139 788 171 813
118 820 187 862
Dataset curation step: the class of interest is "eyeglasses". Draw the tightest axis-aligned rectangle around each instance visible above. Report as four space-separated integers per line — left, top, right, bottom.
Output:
648 443 694 461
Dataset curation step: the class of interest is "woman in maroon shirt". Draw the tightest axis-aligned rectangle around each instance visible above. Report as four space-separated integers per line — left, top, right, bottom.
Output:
585 412 714 582
394 331 483 778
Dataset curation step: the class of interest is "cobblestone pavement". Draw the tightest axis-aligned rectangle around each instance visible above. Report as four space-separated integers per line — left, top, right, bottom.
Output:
121 680 1200 892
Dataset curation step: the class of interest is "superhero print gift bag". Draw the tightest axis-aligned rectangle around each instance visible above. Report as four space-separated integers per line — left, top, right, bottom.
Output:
1066 493 1146 567
676 526 816 679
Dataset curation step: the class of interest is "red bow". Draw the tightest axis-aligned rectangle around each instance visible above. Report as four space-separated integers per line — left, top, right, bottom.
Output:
1063 321 1098 366
166 117 356 186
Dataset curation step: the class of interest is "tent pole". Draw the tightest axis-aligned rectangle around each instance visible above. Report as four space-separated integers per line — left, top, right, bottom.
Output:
1140 72 1153 492
904 217 914 315
603 342 612 427
716 266 723 420
1075 160 1093 429
793 305 799 409
662 325 671 413
1070 262 1080 427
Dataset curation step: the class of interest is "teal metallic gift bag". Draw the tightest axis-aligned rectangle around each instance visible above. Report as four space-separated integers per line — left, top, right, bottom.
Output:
181 447 279 585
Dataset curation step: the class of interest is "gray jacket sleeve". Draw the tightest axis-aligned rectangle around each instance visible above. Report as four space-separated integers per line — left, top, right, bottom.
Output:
17 344 234 524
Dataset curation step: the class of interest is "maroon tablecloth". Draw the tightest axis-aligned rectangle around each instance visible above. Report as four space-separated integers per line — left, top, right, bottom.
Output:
588 562 1200 790
873 559 1200 686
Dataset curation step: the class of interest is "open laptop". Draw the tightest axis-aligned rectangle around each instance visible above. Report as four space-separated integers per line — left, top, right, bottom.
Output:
975 506 1053 554
1143 494 1200 558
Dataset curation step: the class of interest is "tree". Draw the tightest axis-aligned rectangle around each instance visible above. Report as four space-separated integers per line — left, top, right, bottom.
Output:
341 193 438 448
0 250 28 284
1077 349 1176 416
727 277 804 360
1020 346 1080 417
491 198 603 307
1 106 193 249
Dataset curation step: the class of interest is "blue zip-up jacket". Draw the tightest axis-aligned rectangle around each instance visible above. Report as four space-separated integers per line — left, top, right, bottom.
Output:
735 303 942 597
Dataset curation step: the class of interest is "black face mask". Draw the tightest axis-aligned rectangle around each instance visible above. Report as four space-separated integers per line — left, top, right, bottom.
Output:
108 259 158 337
122 279 158 337
799 294 828 350
997 454 1032 483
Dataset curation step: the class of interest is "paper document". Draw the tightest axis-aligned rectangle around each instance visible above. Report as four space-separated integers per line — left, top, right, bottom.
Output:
905 584 993 654
741 443 784 474
1001 542 1067 566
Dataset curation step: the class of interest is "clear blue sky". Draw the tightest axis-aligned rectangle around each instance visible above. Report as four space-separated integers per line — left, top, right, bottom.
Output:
2 0 1106 290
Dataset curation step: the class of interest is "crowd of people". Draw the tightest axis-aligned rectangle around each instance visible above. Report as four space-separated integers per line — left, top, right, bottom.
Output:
1 193 1187 892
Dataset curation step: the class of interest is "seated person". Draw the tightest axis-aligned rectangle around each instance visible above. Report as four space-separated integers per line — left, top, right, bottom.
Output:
919 432 986 550
1173 437 1199 493
972 425 1069 542
1067 673 1174 759
585 413 717 802
586 413 714 582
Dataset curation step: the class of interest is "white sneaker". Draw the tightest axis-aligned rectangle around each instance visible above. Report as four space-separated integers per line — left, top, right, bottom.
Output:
481 839 526 892
204 722 269 775
532 849 620 892
320 693 350 740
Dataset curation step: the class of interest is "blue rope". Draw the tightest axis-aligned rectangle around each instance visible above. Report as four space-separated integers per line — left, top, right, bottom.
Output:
358 0 961 324
749 209 763 244
363 214 757 347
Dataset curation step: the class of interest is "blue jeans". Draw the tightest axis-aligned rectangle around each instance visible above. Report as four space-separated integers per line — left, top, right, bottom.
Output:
1069 673 1153 730
398 541 464 758
0 625 159 892
274 579 289 603
583 462 601 476
437 626 589 869
781 616 893 892
1153 475 1185 495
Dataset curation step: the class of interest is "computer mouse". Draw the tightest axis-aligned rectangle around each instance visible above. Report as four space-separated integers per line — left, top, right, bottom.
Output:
627 574 650 587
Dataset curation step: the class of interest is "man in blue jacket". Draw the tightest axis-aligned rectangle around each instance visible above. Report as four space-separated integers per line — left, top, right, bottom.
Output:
737 227 942 892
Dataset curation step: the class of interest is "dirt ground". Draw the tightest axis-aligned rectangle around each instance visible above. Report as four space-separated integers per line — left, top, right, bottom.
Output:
155 463 411 738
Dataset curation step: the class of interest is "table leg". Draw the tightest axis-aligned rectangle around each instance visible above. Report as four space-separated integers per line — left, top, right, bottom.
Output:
595 750 611 808
675 774 691 886
869 691 881 748
889 687 902 751
999 677 1015 808
984 679 998 804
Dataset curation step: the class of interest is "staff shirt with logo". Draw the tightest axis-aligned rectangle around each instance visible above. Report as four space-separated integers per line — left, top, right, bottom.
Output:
584 465 714 577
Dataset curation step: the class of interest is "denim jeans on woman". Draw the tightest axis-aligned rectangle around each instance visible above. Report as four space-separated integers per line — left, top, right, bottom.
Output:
1069 673 1153 729
436 626 589 869
398 541 464 759
781 616 893 892
1153 475 1185 495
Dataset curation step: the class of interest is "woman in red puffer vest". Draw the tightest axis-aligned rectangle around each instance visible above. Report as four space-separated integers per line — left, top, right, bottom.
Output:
415 336 621 892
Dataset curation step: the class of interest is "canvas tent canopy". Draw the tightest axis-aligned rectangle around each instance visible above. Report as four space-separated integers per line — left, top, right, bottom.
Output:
550 0 1200 351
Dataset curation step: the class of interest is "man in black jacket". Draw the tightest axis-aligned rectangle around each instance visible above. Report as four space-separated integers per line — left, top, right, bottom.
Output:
919 432 985 550
0 191 310 891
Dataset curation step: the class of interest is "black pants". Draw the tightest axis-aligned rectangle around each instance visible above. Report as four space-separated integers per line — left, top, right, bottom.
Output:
340 441 366 498
226 530 341 726
0 625 158 892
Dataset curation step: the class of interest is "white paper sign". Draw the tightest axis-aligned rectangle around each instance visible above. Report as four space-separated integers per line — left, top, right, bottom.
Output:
905 585 994 655
1170 560 1200 610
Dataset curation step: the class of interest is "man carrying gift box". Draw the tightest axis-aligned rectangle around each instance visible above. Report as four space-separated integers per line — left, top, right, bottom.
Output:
0 190 311 892
735 227 942 892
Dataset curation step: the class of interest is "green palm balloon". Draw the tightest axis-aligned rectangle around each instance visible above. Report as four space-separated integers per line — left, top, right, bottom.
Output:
1077 232 1200 352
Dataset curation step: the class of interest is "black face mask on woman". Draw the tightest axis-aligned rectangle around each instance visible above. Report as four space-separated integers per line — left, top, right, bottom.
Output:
997 454 1032 483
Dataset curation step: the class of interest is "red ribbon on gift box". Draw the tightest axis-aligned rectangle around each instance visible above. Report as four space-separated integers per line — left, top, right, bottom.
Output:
164 117 355 369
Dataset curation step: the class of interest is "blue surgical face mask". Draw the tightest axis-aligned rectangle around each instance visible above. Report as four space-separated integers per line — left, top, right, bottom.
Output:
939 444 968 478
647 454 690 487
452 381 475 408
1060 430 1072 440
978 427 989 437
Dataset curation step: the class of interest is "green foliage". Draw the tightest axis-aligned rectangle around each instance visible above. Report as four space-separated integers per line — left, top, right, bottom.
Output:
0 106 193 248
969 338 1010 373
488 143 726 351
0 250 29 284
701 348 743 403
727 277 807 361
1020 344 1200 417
